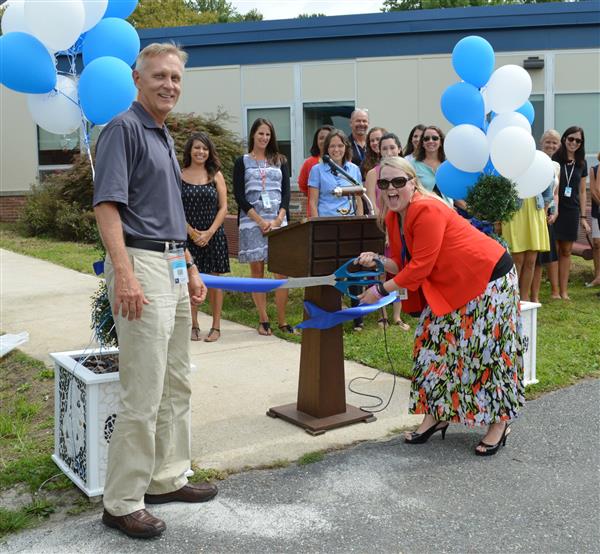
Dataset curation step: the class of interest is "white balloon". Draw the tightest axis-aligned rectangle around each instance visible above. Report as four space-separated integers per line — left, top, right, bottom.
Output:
1 0 29 35
82 0 108 32
481 86 491 115
490 127 536 179
514 150 555 199
445 124 489 173
27 75 81 135
487 112 531 146
24 0 85 52
486 65 532 114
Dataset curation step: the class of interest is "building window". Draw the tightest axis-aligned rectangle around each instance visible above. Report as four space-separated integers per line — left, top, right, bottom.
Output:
529 94 544 146
303 102 354 158
37 127 80 166
554 93 600 155
246 107 292 170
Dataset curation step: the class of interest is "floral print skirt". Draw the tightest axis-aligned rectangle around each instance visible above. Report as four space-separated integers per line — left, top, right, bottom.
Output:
409 267 525 426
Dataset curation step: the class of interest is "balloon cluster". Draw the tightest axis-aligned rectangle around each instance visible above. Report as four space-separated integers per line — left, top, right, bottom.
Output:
437 36 554 200
0 0 140 137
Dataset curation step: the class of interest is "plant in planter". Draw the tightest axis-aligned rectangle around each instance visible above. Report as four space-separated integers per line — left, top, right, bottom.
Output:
464 173 520 245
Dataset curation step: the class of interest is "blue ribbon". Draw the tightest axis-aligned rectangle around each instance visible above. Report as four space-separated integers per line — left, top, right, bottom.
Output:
297 293 398 330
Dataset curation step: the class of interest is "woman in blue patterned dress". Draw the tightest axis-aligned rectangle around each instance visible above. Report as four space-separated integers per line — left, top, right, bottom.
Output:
181 132 230 342
233 118 293 336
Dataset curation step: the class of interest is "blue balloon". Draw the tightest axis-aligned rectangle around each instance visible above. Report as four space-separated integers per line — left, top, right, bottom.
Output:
441 82 485 128
436 161 480 199
483 158 500 177
516 100 535 125
103 0 138 19
79 56 136 125
0 32 56 94
82 18 140 67
452 35 495 88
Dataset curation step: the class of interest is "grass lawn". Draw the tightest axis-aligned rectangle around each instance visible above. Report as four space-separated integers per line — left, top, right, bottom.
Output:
0 223 101 275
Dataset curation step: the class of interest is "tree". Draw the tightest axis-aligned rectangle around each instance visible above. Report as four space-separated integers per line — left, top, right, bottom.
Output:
127 0 261 28
381 0 564 10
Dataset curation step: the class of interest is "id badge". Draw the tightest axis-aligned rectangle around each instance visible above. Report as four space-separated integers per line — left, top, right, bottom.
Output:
397 288 408 301
564 186 572 198
166 247 188 285
261 191 272 209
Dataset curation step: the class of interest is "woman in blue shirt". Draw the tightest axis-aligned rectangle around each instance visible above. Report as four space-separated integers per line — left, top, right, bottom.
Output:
308 129 363 217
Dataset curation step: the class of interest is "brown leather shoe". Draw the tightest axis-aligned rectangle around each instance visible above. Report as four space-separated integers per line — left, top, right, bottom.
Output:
144 482 218 504
102 509 166 539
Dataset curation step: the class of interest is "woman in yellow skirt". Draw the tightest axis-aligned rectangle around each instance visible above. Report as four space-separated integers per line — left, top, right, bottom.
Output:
501 187 552 301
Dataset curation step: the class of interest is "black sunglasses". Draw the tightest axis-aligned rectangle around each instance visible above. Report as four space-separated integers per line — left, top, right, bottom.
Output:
423 135 440 142
566 136 582 145
377 177 412 190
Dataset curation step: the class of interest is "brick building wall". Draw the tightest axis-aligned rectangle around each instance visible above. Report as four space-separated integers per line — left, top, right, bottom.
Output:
0 195 28 223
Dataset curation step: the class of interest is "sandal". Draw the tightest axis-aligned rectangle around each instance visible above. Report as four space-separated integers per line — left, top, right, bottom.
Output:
394 319 410 331
190 327 201 341
278 324 297 335
258 321 272 336
204 328 220 342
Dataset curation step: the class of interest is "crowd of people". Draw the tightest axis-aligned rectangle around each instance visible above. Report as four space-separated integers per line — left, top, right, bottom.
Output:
91 42 598 540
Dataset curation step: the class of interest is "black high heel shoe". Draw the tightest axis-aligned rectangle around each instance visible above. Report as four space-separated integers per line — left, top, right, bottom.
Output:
404 421 449 444
475 423 511 456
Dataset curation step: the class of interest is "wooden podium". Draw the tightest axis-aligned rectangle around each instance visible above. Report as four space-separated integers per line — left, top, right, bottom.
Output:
266 216 385 435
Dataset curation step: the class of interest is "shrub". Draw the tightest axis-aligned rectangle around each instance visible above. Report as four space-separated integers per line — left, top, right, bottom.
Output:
465 174 520 224
20 109 245 243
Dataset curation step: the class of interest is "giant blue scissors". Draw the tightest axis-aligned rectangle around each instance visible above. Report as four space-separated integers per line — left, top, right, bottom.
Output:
200 258 384 299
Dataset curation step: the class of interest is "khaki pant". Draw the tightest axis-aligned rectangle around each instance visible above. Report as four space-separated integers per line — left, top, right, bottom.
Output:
103 247 192 516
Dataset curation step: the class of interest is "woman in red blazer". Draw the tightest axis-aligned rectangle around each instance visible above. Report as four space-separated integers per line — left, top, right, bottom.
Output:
358 156 525 456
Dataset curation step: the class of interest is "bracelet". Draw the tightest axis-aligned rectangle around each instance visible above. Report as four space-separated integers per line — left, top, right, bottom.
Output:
376 281 389 297
580 216 586 220
186 262 196 271
369 284 383 300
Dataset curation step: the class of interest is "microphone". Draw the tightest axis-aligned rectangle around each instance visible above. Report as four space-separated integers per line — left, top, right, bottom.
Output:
322 155 363 188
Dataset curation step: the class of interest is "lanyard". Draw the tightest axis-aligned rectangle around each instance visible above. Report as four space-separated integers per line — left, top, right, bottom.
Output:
398 216 411 266
353 140 365 162
256 158 267 191
564 162 575 188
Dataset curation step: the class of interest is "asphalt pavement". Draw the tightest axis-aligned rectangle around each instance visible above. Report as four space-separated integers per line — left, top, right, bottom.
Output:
3 379 599 554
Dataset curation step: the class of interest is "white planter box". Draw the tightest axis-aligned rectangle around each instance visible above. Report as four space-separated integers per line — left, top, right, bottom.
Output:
51 348 196 497
520 301 541 386
50 347 120 497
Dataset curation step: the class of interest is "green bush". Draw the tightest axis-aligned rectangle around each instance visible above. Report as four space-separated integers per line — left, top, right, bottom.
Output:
20 110 244 243
465 174 520 224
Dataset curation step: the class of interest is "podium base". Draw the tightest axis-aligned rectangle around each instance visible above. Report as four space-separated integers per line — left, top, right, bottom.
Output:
267 403 376 435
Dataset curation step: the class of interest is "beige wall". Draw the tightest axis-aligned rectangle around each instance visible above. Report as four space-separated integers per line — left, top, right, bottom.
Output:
177 65 242 135
0 88 38 195
555 51 600 92
242 64 294 105
495 53 545 94
302 62 355 101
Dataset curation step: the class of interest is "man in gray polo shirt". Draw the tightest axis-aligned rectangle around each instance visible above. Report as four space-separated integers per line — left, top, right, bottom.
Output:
93 43 217 540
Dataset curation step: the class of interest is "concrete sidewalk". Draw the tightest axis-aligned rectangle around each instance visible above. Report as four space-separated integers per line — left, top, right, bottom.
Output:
0 248 420 472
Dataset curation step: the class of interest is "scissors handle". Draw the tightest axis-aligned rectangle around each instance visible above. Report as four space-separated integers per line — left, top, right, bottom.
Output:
335 257 384 279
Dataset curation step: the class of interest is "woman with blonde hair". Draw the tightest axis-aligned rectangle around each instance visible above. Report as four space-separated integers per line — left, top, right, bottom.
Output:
358 156 524 456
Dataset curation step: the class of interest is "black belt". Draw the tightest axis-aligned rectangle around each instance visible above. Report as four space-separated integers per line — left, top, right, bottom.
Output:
125 236 186 253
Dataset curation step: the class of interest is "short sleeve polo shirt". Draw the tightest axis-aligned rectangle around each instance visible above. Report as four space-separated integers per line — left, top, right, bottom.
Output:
308 161 362 216
92 101 187 241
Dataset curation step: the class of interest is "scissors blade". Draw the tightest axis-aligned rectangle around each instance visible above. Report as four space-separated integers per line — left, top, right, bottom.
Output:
278 275 337 289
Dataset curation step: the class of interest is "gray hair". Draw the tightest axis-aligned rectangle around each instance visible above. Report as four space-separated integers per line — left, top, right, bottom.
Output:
540 129 560 145
350 108 369 120
135 43 188 72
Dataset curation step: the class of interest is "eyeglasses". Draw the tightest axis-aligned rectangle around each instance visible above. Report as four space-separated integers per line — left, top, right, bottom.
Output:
376 177 412 190
423 135 440 143
566 136 582 144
